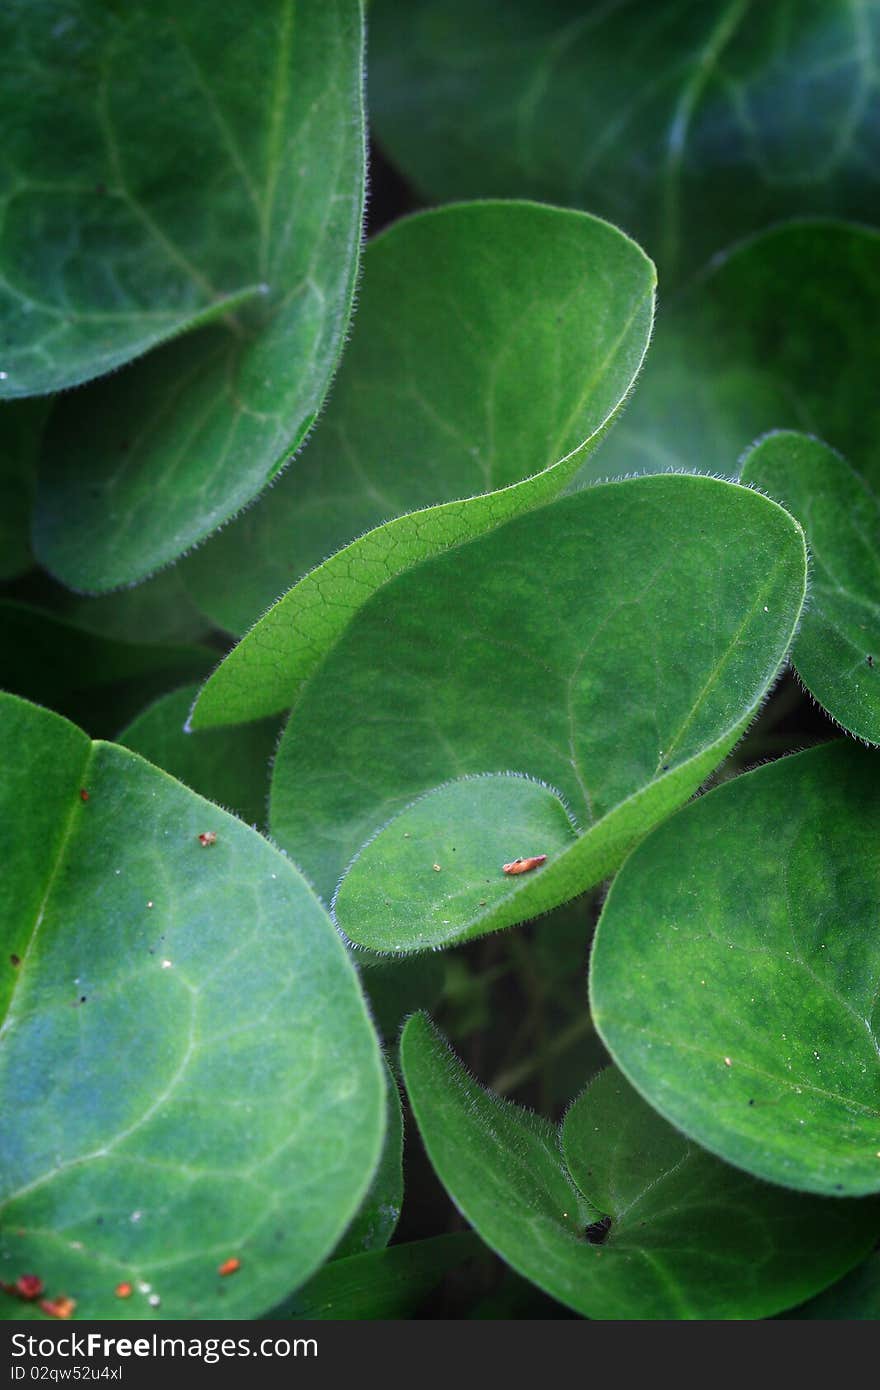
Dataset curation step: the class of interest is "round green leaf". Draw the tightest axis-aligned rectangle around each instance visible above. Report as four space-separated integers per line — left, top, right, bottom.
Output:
27 0 365 589
270 475 807 915
369 0 880 280
401 1016 876 1319
591 740 880 1196
739 432 880 744
334 775 578 953
118 684 279 829
586 220 880 486
0 693 384 1320
186 201 655 723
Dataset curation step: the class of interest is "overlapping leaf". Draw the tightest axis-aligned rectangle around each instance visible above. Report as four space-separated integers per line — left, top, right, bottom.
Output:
369 0 880 279
401 1016 876 1319
0 694 384 1320
271 1234 477 1320
581 220 880 486
18 0 365 589
118 685 279 829
186 201 655 726
271 475 806 927
591 740 880 1196
739 432 880 743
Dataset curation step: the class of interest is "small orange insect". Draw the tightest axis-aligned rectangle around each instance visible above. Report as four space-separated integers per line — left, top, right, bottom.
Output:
198 831 217 847
218 1257 241 1277
115 1282 133 1298
79 789 89 802
502 855 547 876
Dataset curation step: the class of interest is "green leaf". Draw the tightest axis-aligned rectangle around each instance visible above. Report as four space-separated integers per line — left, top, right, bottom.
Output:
739 432 880 744
789 1253 880 1320
401 1015 876 1319
0 400 46 580
118 685 279 829
26 0 365 589
334 774 578 952
0 600 214 737
186 201 655 724
332 1061 403 1260
369 0 880 280
591 739 880 1196
271 474 807 915
582 220 880 486
0 693 384 1320
269 1234 478 1320
44 568 213 647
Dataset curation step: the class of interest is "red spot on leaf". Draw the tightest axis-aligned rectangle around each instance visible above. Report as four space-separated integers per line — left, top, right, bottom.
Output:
198 831 217 847
218 1257 241 1277
79 789 89 802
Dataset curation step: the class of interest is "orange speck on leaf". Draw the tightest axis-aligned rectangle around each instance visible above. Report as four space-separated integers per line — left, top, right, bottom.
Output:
198 831 217 847
115 1282 133 1298
502 855 547 876
218 1257 241 1277
39 1295 76 1319
79 789 89 802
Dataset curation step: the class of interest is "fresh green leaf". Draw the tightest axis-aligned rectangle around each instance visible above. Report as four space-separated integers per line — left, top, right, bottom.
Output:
0 600 214 737
186 201 655 723
582 220 880 486
401 1015 876 1319
334 774 577 952
739 432 880 744
591 740 880 1196
271 474 807 914
269 1234 478 1320
0 693 384 1320
332 1060 403 1260
369 0 880 279
789 1252 880 1320
0 0 263 398
118 684 279 829
27 0 365 589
